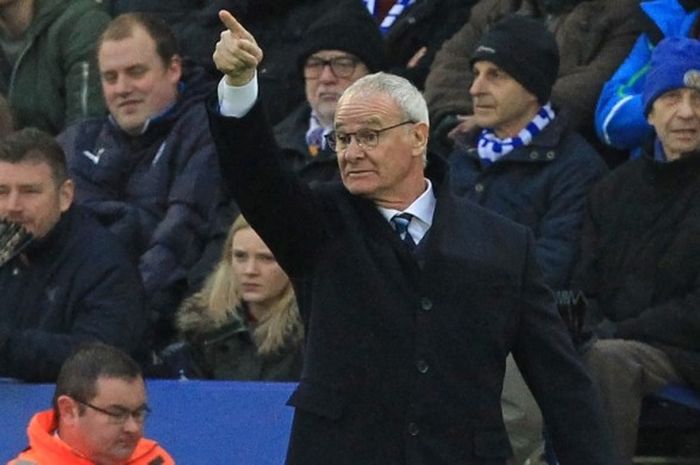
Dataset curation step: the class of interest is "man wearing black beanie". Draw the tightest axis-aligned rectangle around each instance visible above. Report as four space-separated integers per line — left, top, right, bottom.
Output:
273 8 385 183
447 15 608 463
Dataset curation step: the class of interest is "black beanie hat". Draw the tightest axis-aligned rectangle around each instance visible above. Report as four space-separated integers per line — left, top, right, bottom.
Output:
470 14 559 104
297 8 386 80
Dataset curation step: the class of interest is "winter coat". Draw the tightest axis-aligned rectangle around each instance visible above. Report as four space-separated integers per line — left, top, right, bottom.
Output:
424 0 643 142
273 102 340 183
448 114 607 290
0 207 147 382
0 0 109 134
9 410 174 465
572 149 700 389
175 300 304 381
595 0 700 152
58 65 225 330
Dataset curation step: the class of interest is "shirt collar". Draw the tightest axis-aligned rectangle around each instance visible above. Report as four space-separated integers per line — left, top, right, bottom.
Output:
377 179 436 242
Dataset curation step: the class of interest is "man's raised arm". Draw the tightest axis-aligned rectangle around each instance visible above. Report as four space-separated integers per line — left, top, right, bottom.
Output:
213 10 264 117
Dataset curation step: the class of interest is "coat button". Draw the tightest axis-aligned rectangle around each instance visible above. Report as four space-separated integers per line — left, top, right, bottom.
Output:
474 183 484 193
12 267 19 276
420 297 433 311
546 151 555 160
408 422 420 436
416 359 429 374
529 151 538 159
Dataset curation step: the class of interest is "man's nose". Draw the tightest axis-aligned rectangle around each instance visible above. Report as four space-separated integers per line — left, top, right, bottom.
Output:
318 63 337 82
343 137 365 160
5 190 21 212
112 75 132 95
122 414 143 434
469 75 484 96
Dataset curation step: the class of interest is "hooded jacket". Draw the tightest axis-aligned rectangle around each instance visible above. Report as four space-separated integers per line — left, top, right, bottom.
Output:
0 0 109 134
8 410 174 465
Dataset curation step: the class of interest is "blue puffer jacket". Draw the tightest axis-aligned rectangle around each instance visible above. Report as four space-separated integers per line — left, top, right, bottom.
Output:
58 65 225 326
0 207 147 382
595 0 699 153
448 115 608 290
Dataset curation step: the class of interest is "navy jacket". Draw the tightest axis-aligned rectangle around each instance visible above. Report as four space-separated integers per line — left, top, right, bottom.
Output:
59 65 225 326
449 116 608 290
208 100 615 465
0 207 147 381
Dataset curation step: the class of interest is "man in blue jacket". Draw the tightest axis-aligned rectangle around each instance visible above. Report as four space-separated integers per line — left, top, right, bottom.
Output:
0 128 146 382
58 13 227 348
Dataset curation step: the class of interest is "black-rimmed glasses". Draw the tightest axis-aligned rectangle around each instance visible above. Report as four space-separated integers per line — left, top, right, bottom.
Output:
303 56 359 79
325 121 415 152
75 399 151 424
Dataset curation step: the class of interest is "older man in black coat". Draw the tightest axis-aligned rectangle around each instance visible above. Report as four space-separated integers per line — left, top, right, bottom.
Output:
208 10 616 465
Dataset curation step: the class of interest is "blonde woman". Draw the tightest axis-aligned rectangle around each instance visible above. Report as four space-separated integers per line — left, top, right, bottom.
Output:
175 215 303 380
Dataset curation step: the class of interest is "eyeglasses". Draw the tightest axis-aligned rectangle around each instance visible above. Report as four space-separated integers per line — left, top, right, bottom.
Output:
304 56 359 79
75 399 151 425
325 121 415 152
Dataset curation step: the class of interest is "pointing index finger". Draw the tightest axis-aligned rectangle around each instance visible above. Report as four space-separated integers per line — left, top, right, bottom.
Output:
219 10 251 39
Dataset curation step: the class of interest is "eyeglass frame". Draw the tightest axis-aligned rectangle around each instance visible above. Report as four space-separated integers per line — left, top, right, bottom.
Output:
325 120 416 152
74 398 151 424
303 55 360 79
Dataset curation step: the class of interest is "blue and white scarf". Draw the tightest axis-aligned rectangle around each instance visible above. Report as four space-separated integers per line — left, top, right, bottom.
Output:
363 0 416 34
476 103 555 165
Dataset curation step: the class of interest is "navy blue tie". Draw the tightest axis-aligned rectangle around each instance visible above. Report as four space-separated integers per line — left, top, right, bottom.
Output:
391 213 416 252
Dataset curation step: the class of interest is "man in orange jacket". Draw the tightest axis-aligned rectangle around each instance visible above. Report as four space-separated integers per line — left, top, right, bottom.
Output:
8 343 174 465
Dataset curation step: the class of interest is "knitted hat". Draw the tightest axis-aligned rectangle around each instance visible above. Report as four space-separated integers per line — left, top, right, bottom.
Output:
642 37 700 115
470 15 559 104
296 8 386 80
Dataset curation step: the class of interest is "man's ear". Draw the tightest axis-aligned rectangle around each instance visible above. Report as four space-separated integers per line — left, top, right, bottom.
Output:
56 395 80 425
168 54 183 83
411 122 429 158
58 179 74 213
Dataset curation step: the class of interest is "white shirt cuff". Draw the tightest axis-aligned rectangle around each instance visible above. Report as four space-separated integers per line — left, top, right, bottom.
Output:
217 72 259 117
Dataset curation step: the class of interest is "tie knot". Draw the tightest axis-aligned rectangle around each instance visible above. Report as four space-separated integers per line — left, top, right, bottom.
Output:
391 213 413 237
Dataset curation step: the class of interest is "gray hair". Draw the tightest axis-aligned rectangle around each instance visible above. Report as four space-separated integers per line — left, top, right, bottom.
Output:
340 72 429 125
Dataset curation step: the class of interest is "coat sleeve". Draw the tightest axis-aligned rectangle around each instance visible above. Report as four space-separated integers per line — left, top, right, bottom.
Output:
0 240 147 382
207 98 328 278
533 142 607 290
58 3 109 126
512 232 616 465
594 34 654 149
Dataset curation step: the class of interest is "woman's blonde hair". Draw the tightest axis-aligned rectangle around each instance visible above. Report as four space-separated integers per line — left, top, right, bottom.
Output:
180 215 302 355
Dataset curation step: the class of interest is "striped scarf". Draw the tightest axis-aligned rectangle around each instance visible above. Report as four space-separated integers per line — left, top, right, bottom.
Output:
476 103 555 165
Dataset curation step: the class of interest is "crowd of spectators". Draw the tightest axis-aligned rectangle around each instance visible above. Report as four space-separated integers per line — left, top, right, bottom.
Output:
1 0 699 464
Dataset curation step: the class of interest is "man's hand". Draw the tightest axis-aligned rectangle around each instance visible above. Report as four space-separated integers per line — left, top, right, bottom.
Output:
447 115 478 141
213 10 263 87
